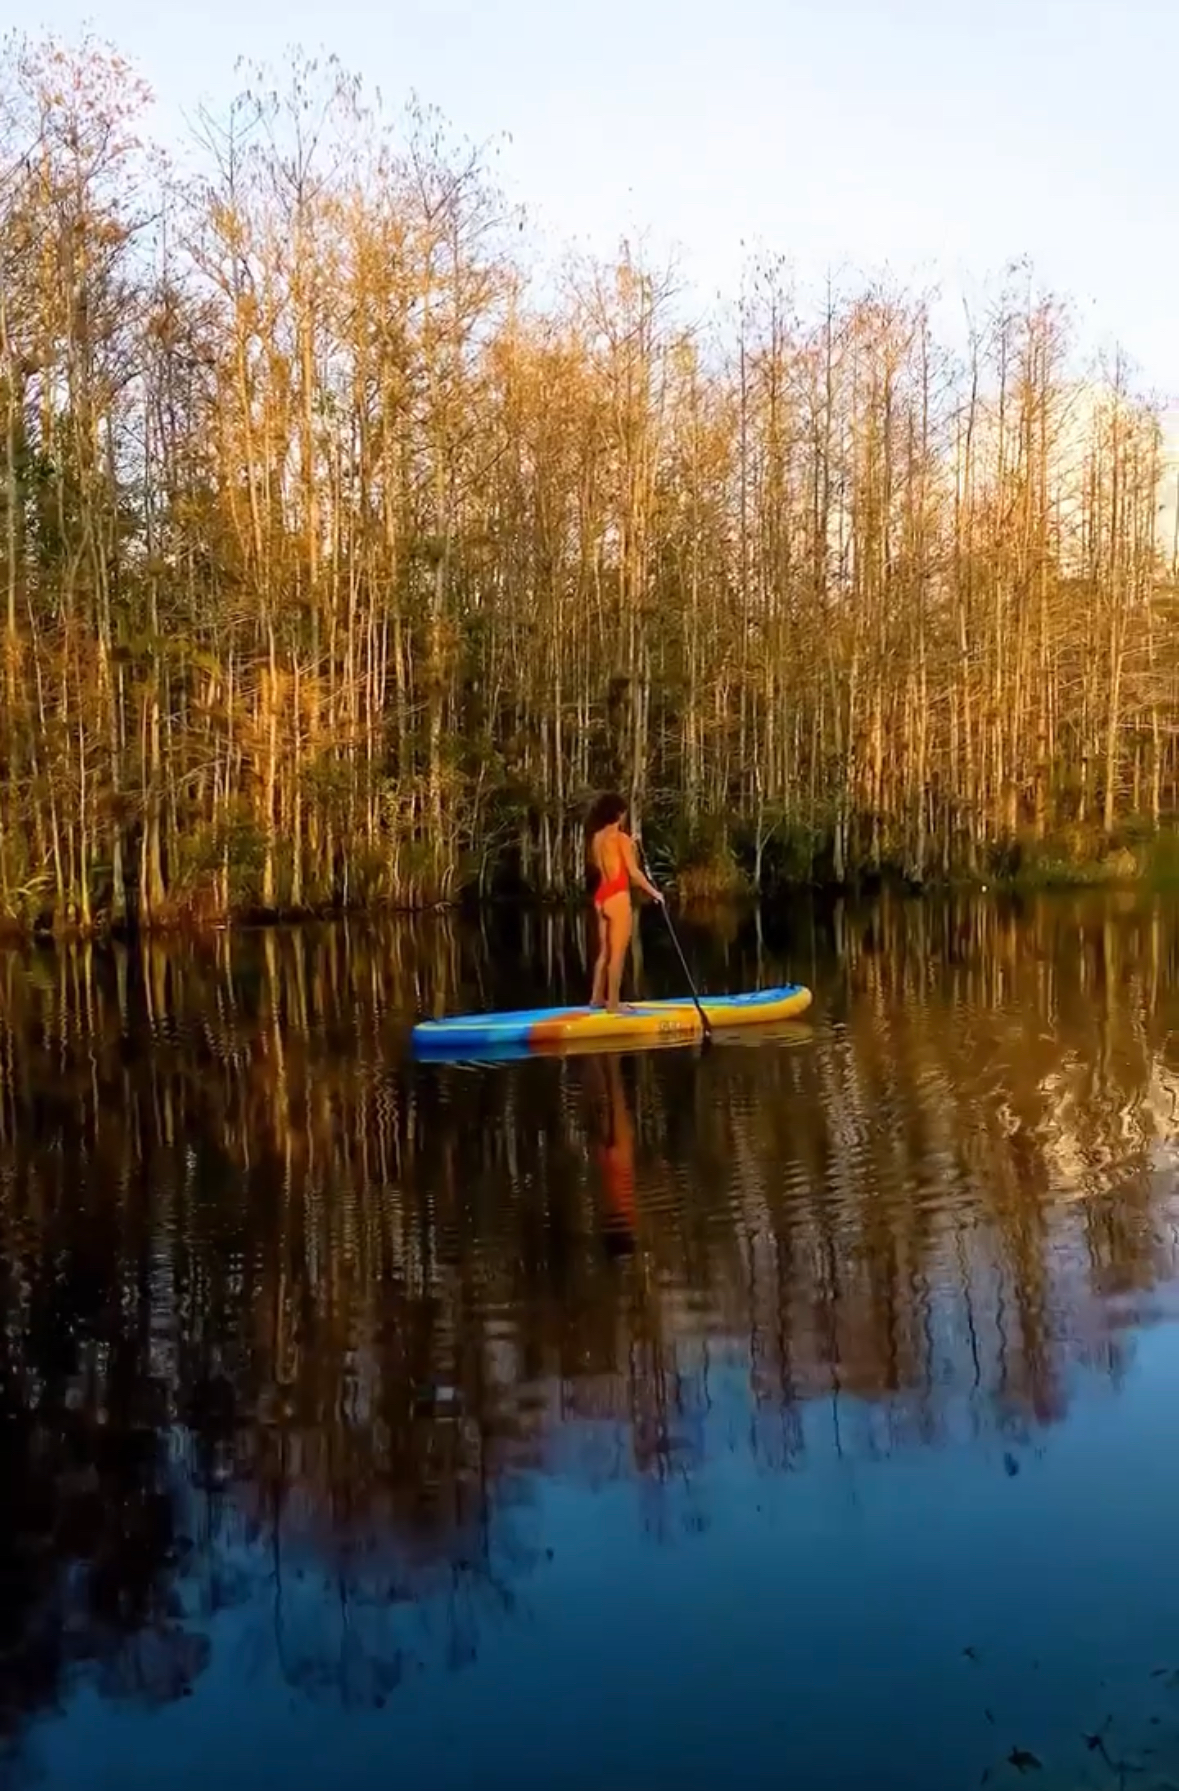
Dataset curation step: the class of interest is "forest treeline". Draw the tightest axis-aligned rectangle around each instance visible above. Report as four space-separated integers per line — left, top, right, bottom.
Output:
1 34 1176 930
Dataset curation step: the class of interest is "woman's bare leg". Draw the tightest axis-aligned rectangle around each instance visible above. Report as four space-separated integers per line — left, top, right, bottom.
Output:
604 896 632 1012
590 910 609 1007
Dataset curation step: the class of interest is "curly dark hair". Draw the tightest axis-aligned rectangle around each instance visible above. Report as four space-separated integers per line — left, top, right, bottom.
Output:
585 792 628 838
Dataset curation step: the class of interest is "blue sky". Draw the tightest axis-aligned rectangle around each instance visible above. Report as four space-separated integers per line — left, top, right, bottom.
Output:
42 0 1179 399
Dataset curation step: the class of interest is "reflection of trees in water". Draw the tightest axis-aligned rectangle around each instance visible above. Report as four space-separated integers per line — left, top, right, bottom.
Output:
2 893 1179 1745
0 1238 211 1772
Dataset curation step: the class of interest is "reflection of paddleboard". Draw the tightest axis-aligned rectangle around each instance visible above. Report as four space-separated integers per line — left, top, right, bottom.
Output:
411 984 813 1061
709 1019 816 1051
517 1018 816 1063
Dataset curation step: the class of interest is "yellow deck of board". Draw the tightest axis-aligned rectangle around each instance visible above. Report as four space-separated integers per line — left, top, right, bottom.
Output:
528 985 812 1047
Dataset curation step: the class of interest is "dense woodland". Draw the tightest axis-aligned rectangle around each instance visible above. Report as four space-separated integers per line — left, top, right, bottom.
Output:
1 34 1176 929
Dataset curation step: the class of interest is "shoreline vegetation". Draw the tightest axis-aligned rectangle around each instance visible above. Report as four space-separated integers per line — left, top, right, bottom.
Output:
0 836 1175 944
3 36 1179 940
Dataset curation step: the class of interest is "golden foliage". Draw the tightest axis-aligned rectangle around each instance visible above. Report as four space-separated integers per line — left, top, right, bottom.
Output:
0 37 1173 929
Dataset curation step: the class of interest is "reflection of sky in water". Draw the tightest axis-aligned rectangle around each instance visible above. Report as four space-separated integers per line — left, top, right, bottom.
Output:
27 1323 1179 1791
10 896 1179 1790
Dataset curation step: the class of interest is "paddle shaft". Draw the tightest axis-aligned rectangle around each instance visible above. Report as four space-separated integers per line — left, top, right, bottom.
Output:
637 842 711 1043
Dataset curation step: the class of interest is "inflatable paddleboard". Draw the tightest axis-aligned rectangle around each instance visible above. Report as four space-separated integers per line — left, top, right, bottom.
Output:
410 984 813 1060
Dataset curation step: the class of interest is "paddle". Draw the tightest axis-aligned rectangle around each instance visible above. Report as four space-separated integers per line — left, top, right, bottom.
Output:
637 842 711 1045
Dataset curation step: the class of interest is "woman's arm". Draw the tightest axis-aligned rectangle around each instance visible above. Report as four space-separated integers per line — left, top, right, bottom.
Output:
622 832 663 903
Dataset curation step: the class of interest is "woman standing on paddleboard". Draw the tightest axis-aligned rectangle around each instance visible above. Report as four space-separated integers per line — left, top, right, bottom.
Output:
586 794 663 1012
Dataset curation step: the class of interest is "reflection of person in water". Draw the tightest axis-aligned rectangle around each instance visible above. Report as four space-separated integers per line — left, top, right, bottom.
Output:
585 1053 636 1255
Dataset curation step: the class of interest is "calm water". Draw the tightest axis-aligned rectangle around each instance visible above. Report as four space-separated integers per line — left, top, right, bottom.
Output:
5 891 1179 1790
